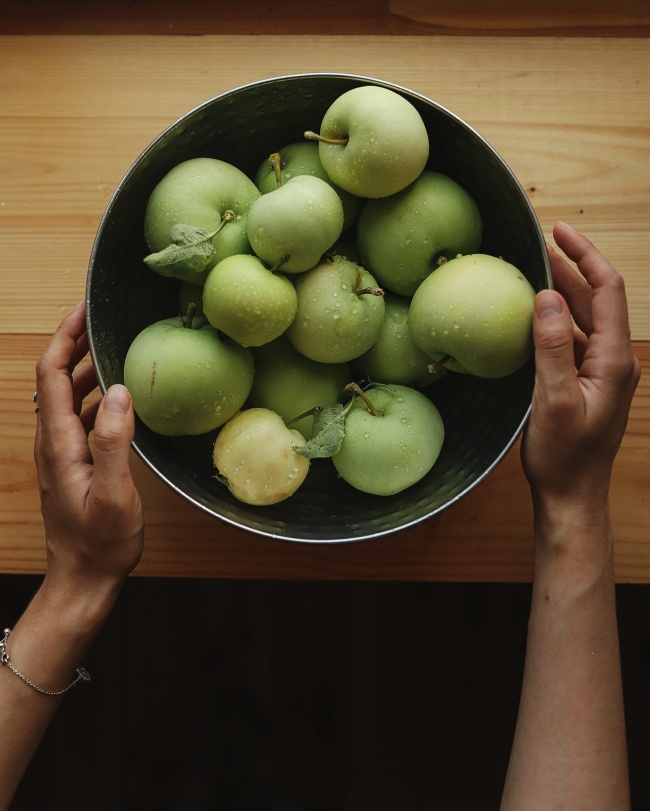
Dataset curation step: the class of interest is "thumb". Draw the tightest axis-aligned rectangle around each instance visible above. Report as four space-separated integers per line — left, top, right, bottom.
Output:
532 289 577 395
91 384 135 489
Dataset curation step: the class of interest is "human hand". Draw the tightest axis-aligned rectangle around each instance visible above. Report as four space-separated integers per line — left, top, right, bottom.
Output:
34 300 144 595
521 221 641 511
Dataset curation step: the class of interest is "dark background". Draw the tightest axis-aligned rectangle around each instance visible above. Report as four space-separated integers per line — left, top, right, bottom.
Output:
3 576 649 810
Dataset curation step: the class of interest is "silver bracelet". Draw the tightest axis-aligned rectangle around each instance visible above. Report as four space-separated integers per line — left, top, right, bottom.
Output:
0 628 90 697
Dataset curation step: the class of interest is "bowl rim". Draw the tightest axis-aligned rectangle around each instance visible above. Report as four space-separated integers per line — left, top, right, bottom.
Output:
86 71 550 543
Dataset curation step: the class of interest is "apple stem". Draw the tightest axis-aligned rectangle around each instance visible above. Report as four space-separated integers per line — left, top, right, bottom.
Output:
194 210 235 245
268 152 283 188
354 269 384 298
344 382 382 418
286 405 323 428
304 130 349 147
184 302 197 330
269 254 291 273
215 209 236 233
428 354 452 374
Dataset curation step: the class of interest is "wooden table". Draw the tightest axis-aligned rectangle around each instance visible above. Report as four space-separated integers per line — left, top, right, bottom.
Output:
1 1 648 581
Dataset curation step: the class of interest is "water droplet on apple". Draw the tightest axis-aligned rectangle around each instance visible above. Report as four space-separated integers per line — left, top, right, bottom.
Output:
453 321 461 330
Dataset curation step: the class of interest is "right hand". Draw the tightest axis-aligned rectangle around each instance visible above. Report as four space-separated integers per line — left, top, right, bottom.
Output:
521 222 641 510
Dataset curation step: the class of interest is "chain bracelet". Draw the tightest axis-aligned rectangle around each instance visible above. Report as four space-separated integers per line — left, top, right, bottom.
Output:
0 628 90 697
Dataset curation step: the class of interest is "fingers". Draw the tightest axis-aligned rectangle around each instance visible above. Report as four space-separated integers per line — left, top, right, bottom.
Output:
70 328 90 372
88 385 136 503
80 397 102 435
34 302 90 468
552 222 633 358
546 243 594 336
72 361 99 416
530 289 581 412
35 300 86 422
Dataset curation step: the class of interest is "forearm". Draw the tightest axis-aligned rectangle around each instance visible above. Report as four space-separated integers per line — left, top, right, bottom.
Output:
0 571 122 810
500 498 630 811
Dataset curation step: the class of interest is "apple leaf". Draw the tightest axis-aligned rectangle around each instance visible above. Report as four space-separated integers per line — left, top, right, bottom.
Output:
295 404 347 459
143 223 217 278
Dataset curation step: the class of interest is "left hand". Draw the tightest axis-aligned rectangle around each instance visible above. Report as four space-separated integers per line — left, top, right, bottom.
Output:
34 300 144 592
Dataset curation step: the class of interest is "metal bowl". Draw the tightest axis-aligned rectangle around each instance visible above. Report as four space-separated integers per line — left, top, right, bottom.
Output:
86 73 550 543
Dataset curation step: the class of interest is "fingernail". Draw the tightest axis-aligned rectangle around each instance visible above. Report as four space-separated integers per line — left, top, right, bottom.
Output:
555 220 574 232
536 290 564 318
103 384 131 414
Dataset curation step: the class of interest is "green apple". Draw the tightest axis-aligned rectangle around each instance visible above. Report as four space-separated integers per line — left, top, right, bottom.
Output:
254 142 361 232
213 407 310 505
332 384 444 495
123 309 254 436
248 336 351 438
352 293 445 387
409 253 537 378
285 255 385 364
143 157 260 284
305 85 429 199
356 170 483 297
202 254 297 347
246 174 344 273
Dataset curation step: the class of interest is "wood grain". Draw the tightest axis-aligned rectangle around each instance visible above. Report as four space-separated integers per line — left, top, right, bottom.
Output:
1 35 649 338
1 335 648 582
1 30 648 581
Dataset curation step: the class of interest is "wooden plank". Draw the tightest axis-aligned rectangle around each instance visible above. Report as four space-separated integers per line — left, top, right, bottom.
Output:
1 0 648 36
391 0 650 36
1 30 648 581
1 335 648 582
1 35 649 337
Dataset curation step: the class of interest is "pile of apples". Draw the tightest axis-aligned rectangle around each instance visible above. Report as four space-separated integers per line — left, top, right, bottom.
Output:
123 85 536 506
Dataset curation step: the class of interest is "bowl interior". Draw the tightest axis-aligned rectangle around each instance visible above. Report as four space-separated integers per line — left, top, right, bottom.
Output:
87 73 550 543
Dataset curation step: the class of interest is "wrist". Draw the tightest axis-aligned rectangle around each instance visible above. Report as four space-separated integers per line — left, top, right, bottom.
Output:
38 569 124 639
530 491 615 587
2 572 123 698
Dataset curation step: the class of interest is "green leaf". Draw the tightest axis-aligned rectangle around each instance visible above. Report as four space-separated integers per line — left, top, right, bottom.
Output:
296 404 347 459
143 223 217 279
